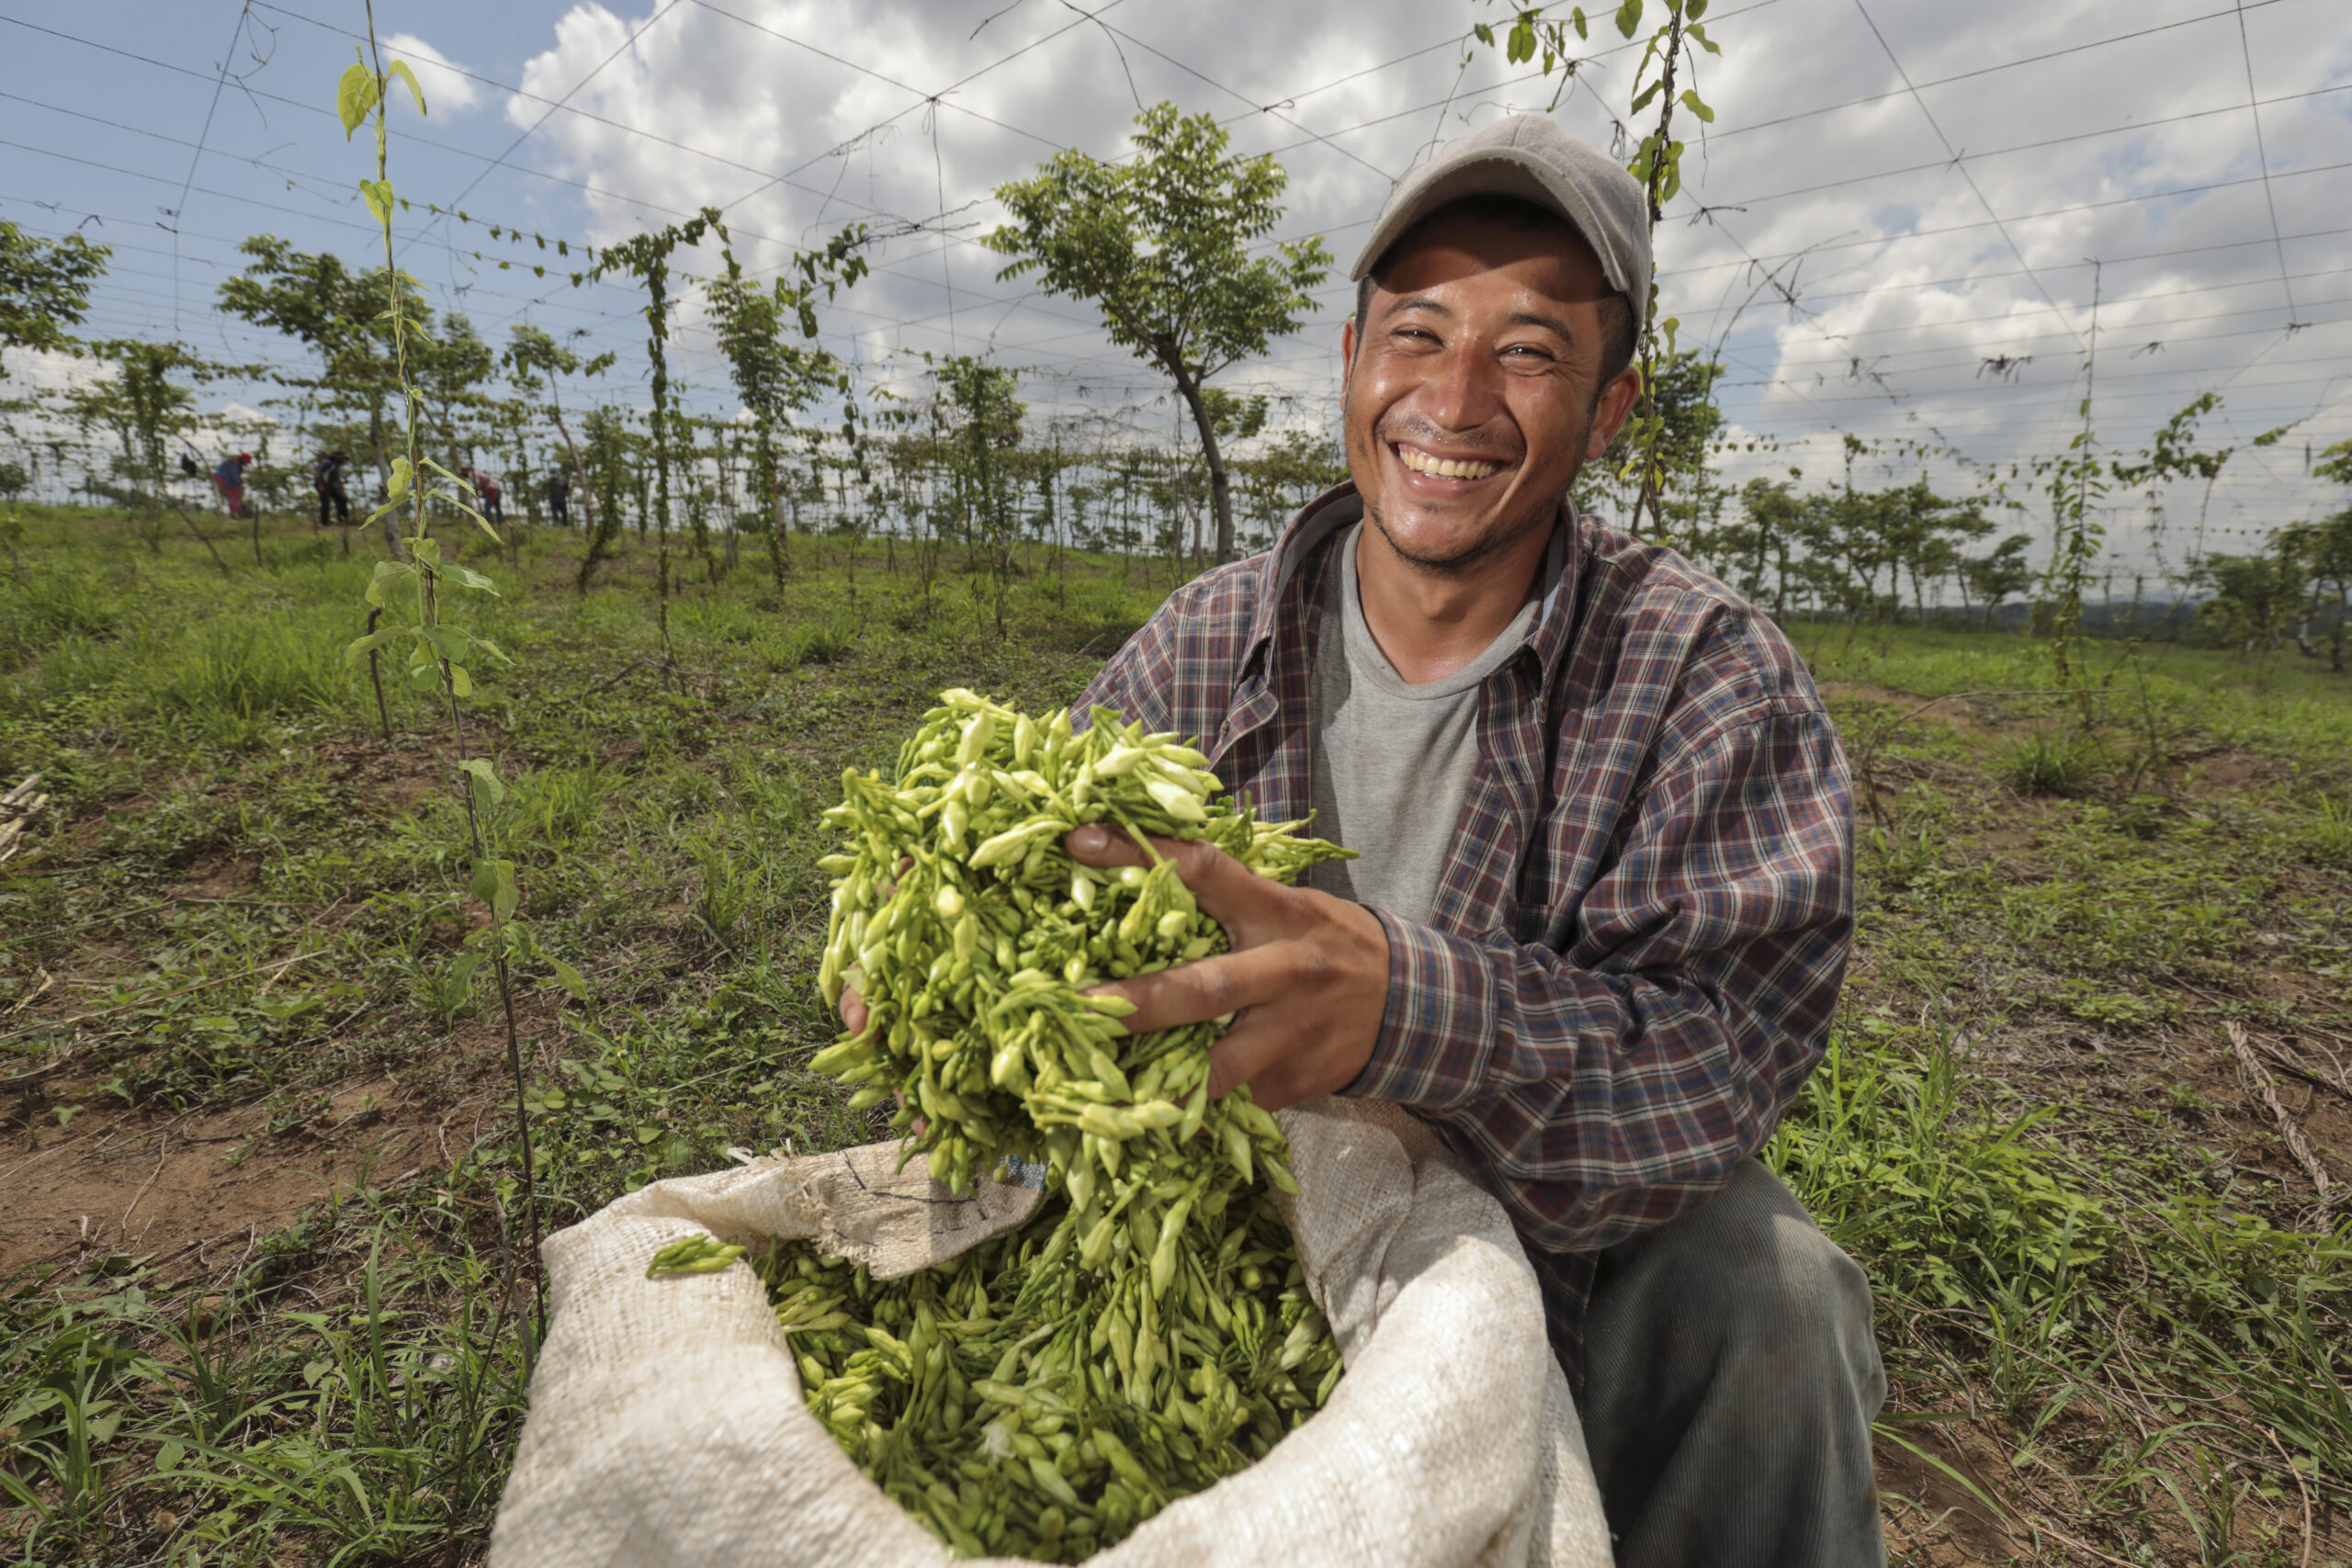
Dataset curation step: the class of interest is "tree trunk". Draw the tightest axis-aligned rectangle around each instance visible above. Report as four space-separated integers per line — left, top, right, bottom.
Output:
769 454 792 582
1167 362 1236 567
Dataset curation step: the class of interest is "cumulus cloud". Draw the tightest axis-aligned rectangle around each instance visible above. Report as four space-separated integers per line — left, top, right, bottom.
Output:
386 32 484 116
483 0 2352 564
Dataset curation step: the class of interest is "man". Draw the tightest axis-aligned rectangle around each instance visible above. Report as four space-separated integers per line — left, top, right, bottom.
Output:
1069 117 1882 1565
313 449 352 527
211 452 252 519
841 115 1880 1564
547 468 571 528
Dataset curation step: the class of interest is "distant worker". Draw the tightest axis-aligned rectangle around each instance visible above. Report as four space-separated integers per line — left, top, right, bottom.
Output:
546 468 570 528
212 452 252 519
467 466 505 525
313 449 352 527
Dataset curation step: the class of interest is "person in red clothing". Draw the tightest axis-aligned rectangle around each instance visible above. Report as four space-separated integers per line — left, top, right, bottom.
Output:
465 466 505 525
211 453 253 518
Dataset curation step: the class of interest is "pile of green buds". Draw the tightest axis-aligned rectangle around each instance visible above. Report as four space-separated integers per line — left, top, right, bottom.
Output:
758 1188 1338 1560
780 689 1351 1559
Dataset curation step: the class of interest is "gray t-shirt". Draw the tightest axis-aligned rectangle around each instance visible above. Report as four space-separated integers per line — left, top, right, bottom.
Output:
1306 521 1563 924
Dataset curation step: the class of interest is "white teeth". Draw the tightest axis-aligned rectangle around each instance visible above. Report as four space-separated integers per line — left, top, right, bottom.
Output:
1397 446 1498 480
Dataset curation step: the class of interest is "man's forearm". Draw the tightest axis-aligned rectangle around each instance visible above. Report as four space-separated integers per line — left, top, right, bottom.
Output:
1347 908 1844 1254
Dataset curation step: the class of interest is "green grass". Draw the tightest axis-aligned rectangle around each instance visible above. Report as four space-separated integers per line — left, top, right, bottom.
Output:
3 505 2349 1565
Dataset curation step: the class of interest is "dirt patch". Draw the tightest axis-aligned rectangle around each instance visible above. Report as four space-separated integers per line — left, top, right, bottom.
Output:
0 998 563 1283
1823 682 2008 742
2183 751 2281 795
1874 1422 2022 1563
171 853 258 900
0 1087 436 1280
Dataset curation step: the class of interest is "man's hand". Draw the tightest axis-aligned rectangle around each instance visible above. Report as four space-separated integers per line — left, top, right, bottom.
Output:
1068 823 1390 1111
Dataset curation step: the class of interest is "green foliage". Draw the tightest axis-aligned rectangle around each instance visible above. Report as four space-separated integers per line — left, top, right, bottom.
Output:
707 252 861 586
0 568 118 665
986 102 1330 565
0 220 110 368
2000 728 2106 795
1770 1018 2112 1313
1470 1 1722 537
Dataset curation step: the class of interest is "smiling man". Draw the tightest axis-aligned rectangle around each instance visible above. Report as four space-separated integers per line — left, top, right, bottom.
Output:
1063 116 1885 1565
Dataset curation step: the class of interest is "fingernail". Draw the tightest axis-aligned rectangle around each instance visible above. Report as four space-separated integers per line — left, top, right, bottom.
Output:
1070 824 1107 853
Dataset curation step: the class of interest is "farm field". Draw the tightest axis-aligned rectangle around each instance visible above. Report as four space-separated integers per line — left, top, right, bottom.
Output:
0 503 2346 1566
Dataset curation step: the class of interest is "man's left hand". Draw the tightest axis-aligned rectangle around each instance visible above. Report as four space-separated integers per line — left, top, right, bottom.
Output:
1066 823 1390 1111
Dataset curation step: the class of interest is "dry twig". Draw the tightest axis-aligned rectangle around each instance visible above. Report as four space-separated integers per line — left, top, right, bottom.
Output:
2229 1021 2336 1207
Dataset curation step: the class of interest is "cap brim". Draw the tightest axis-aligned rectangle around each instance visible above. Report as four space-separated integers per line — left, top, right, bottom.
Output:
1350 145 1638 299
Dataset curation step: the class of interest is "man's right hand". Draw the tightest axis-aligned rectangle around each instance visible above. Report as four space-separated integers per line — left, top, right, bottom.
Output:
838 984 926 1136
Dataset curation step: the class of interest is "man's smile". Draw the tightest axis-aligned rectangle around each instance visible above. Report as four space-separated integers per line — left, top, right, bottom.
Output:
1390 439 1510 485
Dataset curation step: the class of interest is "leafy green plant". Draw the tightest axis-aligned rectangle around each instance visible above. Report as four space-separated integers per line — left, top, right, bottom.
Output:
581 208 728 626
333 8 581 1361
2001 728 2105 795
2303 795 2352 868
1769 1018 2113 1310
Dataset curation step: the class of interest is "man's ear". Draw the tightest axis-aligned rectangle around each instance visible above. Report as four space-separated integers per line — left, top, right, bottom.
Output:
1584 367 1644 460
1340 313 1357 387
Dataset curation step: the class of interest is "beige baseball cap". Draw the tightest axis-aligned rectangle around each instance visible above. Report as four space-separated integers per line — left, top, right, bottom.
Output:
1350 114 1651 307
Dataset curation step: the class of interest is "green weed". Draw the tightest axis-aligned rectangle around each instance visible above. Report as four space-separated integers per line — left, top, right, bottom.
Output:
2001 728 2107 795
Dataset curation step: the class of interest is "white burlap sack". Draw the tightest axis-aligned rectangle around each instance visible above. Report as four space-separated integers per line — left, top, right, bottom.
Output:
488 1097 1613 1568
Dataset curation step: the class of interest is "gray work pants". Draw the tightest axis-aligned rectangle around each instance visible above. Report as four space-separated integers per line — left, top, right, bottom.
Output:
1581 1159 1889 1568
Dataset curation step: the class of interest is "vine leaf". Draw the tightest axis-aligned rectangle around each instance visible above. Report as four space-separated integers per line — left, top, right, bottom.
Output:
387 60 427 117
470 856 520 921
362 559 413 607
547 956 589 1000
343 623 406 666
459 757 504 808
336 62 379 138
359 179 397 230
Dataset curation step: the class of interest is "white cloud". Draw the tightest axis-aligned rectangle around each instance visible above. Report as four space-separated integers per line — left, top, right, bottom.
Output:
386 32 484 116
476 0 2352 569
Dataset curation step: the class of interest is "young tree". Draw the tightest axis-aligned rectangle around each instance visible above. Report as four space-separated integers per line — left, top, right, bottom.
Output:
587 209 726 621
935 355 1024 634
66 340 226 558
707 228 866 586
1 221 109 374
1728 476 1815 620
1959 532 2036 630
2285 509 2352 671
985 102 1330 566
219 236 420 554
503 323 612 557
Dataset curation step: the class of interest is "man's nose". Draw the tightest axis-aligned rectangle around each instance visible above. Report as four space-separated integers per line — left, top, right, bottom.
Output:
1412 341 1505 435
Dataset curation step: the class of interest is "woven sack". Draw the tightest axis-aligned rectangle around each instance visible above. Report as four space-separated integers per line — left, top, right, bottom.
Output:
488 1095 1613 1568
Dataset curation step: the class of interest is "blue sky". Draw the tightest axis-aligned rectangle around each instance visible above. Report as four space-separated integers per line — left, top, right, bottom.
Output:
6 0 2351 568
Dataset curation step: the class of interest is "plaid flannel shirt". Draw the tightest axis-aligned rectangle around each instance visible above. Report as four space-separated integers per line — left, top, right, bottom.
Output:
1078 483 1853 1381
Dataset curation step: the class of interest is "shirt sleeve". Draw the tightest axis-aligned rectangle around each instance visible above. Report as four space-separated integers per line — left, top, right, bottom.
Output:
1345 705 1852 1254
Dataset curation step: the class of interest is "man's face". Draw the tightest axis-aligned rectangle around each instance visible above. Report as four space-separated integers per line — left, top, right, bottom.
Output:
1341 213 1641 573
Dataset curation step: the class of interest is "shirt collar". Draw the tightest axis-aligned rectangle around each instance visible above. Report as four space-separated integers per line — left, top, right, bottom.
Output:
1243 480 1589 697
